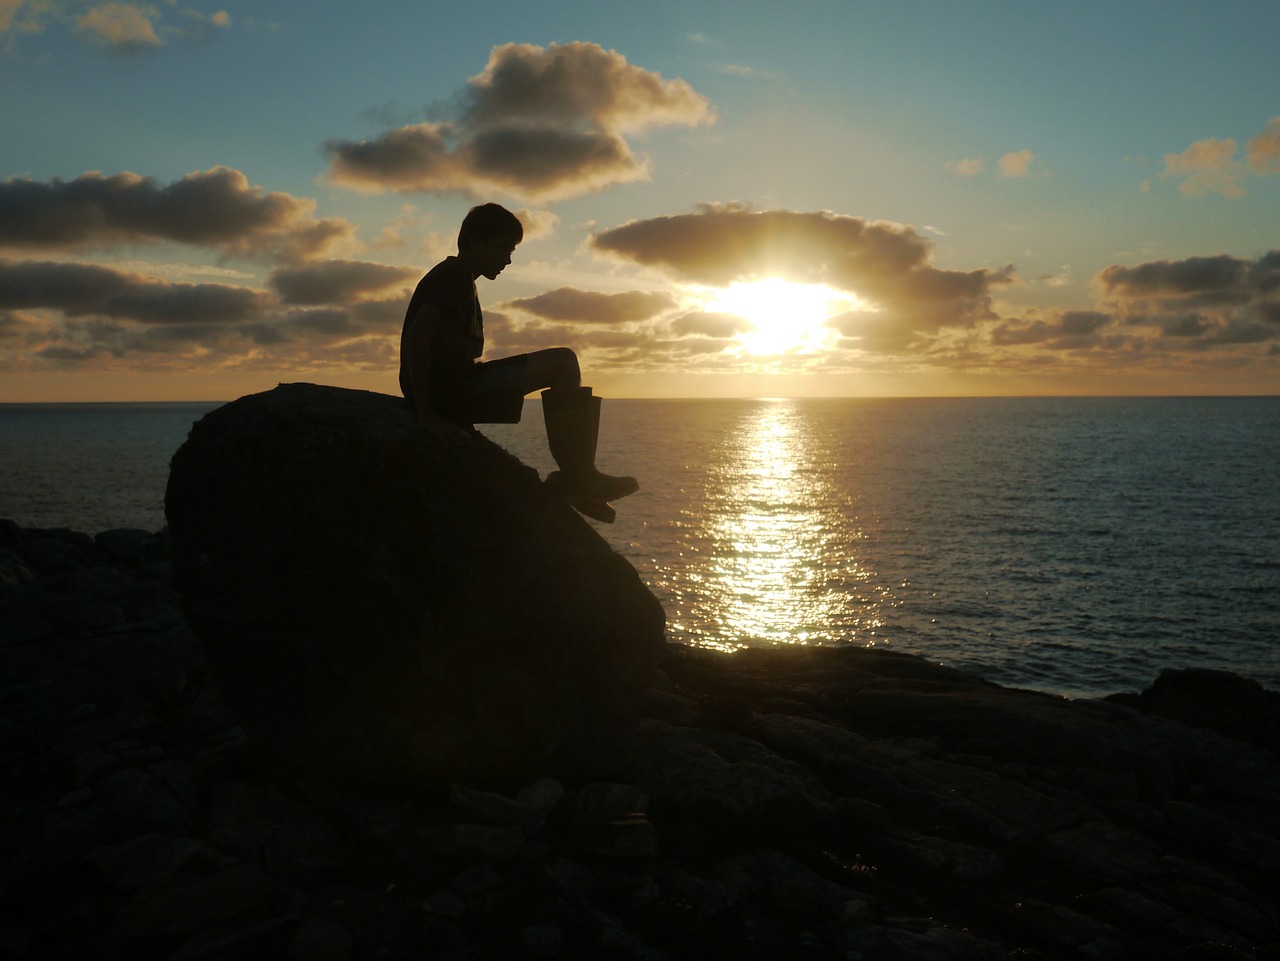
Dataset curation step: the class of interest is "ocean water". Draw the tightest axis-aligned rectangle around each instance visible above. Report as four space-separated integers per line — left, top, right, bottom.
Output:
3 396 1277 698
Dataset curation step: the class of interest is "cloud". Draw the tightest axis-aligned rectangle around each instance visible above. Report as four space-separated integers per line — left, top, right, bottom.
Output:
502 286 676 324
1098 253 1258 305
987 249 1280 366
1157 117 1280 197
3 1 230 50
991 310 1112 348
948 157 984 178
0 168 355 264
325 42 714 203
670 311 753 338
0 259 266 324
76 3 159 50
1246 116 1280 175
590 203 1014 342
268 260 417 306
998 149 1036 178
0 255 408 374
513 207 559 242
1160 137 1245 198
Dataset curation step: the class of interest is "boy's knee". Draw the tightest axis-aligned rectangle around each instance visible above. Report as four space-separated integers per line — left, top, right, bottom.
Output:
548 347 581 382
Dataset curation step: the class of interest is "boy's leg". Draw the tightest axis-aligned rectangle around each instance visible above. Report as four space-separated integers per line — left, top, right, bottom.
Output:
468 349 634 523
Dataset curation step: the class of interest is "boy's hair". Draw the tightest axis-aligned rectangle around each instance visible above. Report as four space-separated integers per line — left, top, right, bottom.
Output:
457 203 523 251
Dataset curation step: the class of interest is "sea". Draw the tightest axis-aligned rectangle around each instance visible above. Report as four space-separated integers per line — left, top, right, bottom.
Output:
3 396 1278 700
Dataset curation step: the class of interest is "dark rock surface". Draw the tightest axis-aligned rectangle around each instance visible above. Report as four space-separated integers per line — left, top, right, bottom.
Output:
163 383 665 789
3 521 1279 959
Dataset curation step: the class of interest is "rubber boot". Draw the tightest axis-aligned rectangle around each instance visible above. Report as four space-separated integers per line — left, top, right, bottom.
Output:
541 387 638 521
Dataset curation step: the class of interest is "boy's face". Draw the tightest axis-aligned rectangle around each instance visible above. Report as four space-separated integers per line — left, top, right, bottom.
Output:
474 234 519 281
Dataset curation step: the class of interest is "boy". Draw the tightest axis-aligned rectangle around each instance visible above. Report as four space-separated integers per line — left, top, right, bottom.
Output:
399 203 637 523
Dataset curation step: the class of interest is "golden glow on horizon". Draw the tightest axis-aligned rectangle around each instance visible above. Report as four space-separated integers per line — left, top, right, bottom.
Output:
704 278 854 356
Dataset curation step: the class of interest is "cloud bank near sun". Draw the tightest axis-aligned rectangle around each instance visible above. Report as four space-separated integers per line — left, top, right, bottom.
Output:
324 42 715 202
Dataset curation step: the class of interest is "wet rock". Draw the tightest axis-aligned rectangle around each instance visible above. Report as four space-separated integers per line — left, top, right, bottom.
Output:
164 383 665 790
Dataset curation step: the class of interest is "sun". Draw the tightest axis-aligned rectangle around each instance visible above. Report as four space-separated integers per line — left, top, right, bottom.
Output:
705 278 854 356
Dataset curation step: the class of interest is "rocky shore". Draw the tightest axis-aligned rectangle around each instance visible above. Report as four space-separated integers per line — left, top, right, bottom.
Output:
3 520 1279 960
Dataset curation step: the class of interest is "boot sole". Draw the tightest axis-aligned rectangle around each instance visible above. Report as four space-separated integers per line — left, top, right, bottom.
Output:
544 472 617 522
544 471 637 503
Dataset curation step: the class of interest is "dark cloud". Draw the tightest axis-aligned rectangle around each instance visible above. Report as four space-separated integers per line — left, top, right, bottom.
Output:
0 168 354 264
991 310 1115 349
1098 255 1253 305
1096 249 1280 345
325 42 713 202
590 203 1014 338
503 287 675 324
269 260 417 305
0 259 265 324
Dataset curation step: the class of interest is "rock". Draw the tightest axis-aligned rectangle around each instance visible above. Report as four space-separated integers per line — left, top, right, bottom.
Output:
5 518 1280 960
287 917 354 961
1107 667 1280 757
449 783 548 837
164 383 665 790
516 776 565 813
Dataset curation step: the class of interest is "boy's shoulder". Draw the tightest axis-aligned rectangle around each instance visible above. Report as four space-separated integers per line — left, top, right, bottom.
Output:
414 256 474 301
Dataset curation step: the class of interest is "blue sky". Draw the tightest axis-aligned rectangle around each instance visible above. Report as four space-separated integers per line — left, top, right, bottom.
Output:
2 0 1277 399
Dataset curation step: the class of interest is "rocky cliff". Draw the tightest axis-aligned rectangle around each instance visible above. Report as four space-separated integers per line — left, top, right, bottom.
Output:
2 394 1279 958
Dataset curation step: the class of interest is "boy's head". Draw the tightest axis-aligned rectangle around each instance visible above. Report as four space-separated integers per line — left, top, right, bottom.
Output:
458 203 523 252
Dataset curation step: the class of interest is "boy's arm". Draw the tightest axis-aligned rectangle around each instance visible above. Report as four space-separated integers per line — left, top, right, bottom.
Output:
405 302 466 440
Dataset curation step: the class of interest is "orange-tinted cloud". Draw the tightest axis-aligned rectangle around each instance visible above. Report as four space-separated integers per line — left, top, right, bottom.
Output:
590 204 1014 338
998 149 1036 178
2 1 230 50
0 168 354 264
948 157 984 178
76 3 160 50
1246 116 1280 175
1157 117 1280 198
1160 138 1244 198
325 42 714 202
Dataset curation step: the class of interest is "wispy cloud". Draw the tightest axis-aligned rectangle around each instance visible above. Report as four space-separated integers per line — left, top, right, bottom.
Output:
947 157 985 178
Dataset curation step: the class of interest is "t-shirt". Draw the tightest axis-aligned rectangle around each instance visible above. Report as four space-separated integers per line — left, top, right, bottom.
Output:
399 256 483 420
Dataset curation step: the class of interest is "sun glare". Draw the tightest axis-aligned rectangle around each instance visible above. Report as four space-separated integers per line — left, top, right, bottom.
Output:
704 278 855 356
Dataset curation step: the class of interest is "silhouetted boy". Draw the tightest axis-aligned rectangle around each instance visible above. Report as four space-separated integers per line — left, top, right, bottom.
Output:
400 203 637 522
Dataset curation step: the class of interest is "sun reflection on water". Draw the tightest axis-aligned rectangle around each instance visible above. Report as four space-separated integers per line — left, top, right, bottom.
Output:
666 399 889 651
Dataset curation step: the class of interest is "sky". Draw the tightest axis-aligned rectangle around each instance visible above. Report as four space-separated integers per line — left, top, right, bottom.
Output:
1 0 1278 401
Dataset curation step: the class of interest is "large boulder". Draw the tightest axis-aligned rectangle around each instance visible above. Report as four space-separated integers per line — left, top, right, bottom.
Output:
164 383 665 789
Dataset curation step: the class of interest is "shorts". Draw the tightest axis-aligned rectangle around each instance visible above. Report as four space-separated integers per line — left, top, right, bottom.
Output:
453 354 528 424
